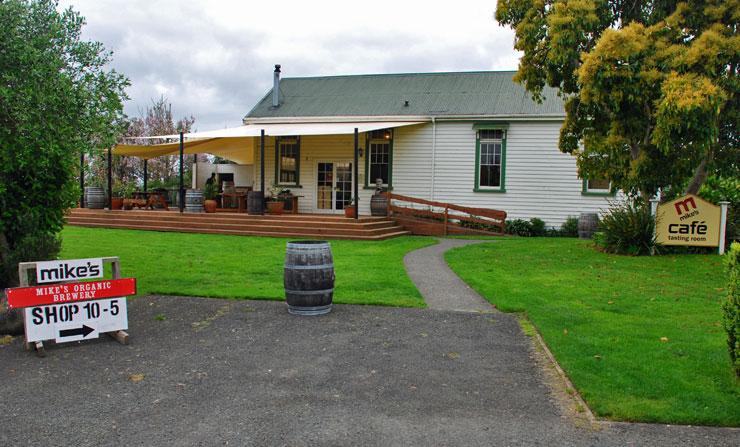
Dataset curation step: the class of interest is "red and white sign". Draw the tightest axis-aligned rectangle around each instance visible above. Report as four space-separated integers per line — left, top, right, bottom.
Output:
5 278 136 309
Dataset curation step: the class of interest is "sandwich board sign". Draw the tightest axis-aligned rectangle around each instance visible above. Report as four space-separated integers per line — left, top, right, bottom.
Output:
3 257 135 356
655 194 722 247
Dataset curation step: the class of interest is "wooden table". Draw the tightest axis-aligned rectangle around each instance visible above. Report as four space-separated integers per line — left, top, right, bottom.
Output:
220 193 247 213
125 191 168 210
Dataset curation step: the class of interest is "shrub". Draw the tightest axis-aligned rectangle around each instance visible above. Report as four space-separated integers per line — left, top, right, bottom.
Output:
506 219 533 237
723 242 740 377
560 216 579 237
699 176 739 247
530 218 546 237
0 227 61 335
594 200 655 255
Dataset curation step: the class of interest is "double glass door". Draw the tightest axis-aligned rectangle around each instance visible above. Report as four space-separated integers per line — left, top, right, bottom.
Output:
317 161 353 212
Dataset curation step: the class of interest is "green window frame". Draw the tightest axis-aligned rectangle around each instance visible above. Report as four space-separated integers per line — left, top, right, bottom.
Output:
364 129 393 189
581 178 615 196
274 136 301 187
473 124 507 193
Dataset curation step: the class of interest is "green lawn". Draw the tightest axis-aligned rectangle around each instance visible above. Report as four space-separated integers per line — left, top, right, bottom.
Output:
60 227 436 307
446 238 739 426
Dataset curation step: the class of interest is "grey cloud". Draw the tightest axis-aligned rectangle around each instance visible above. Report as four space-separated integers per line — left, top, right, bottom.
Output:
70 2 518 131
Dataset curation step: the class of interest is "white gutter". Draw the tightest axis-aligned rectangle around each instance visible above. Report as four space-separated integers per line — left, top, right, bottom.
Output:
430 117 436 201
244 114 565 125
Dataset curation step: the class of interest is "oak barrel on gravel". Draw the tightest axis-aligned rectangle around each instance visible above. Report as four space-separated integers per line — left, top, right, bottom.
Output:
284 241 334 315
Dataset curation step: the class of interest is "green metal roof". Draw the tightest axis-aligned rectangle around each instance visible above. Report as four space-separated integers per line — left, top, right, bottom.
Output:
245 71 564 119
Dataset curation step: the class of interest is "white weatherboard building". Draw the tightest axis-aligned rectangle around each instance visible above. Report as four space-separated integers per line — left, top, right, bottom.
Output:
241 68 613 227
119 68 615 227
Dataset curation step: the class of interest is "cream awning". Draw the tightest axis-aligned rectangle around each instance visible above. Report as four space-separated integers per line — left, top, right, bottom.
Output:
113 137 255 164
114 121 424 163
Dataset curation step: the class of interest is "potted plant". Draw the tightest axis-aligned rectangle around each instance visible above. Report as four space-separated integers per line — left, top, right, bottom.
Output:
344 199 357 218
203 182 218 213
266 183 285 215
111 182 134 210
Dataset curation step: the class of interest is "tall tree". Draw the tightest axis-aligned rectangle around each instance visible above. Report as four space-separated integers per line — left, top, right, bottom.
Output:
496 0 738 198
0 0 128 333
87 97 197 191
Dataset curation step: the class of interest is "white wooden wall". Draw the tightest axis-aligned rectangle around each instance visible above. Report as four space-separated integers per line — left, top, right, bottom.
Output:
252 121 616 225
393 121 615 228
254 134 375 214
195 162 254 189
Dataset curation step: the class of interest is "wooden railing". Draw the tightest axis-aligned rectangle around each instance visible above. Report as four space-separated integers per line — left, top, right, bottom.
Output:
383 192 506 236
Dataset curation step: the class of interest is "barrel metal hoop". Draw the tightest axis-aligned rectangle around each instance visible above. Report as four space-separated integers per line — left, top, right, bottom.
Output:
284 264 334 270
287 303 332 316
284 288 334 295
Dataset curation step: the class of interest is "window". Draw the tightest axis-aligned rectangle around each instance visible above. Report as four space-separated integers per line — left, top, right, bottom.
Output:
475 128 506 192
365 129 393 188
582 178 612 195
276 136 299 185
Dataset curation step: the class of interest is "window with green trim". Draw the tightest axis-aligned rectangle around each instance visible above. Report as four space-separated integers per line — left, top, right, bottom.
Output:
476 129 505 190
276 136 299 185
365 129 392 188
582 178 612 195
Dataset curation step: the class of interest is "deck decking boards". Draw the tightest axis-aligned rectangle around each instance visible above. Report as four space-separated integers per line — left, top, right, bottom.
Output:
66 209 410 240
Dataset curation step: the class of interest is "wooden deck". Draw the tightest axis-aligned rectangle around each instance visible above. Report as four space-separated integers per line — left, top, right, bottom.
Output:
66 208 411 240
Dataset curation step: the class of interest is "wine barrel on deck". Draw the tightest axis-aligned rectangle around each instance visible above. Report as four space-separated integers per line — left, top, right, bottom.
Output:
370 193 388 216
84 186 106 209
578 213 599 239
284 241 334 315
247 191 264 215
185 189 204 213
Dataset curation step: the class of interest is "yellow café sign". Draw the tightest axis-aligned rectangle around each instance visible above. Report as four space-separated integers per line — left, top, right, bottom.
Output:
656 194 721 247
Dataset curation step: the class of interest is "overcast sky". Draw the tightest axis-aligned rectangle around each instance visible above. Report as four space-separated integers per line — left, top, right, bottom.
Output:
59 0 520 131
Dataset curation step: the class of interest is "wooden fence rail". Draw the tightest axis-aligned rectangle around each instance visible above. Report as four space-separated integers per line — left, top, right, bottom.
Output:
383 192 507 237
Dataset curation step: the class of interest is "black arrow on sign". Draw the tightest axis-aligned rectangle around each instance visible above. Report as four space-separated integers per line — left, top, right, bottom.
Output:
59 325 94 339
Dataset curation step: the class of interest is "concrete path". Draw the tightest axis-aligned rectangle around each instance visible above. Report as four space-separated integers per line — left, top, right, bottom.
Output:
2 296 738 446
404 238 493 312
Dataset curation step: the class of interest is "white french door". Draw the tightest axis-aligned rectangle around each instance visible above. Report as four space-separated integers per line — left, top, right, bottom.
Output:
316 161 353 213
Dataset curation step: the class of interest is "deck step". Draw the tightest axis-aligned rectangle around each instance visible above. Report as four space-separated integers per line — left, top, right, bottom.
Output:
66 208 409 240
66 221 411 241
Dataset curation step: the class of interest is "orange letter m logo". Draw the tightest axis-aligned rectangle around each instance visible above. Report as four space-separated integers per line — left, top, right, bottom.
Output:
674 197 697 215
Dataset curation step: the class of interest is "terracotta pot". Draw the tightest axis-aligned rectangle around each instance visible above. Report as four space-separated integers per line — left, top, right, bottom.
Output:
344 205 356 218
204 199 218 213
111 197 124 210
266 201 284 215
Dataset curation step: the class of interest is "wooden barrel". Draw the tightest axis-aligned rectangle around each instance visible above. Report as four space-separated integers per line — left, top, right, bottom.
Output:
184 189 204 213
84 186 106 209
370 193 388 216
284 241 334 315
247 191 264 215
578 213 599 239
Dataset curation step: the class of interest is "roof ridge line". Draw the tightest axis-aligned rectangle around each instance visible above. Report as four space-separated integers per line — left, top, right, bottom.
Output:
280 70 518 81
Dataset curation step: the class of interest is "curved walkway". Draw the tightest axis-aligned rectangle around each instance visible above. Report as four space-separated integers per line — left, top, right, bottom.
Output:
404 238 494 312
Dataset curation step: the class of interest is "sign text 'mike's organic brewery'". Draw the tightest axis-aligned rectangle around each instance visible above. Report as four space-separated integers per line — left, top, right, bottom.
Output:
655 194 721 247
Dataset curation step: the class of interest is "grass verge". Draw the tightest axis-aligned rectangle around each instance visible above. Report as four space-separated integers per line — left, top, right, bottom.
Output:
445 237 739 426
60 226 436 307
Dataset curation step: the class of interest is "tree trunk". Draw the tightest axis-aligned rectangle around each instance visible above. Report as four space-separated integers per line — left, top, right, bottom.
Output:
685 158 708 195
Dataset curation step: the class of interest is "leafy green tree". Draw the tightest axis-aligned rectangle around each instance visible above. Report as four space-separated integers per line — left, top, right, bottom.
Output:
0 0 128 333
496 0 738 198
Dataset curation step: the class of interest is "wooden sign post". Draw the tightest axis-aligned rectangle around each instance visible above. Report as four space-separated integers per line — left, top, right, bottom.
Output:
5 257 135 357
